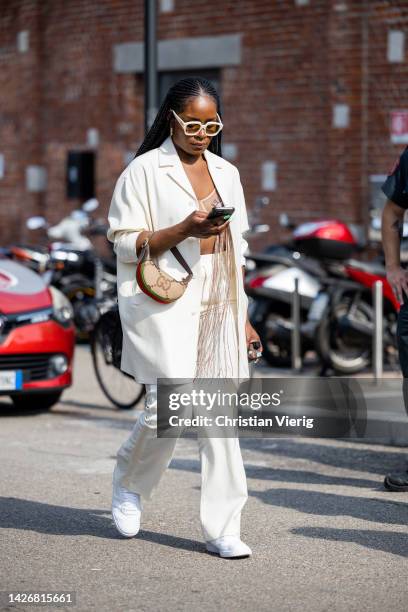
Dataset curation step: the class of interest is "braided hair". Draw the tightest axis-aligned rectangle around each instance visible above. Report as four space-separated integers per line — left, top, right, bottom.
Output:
134 76 223 159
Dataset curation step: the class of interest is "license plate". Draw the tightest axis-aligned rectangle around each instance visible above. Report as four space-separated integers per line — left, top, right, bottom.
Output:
308 292 329 321
0 370 23 391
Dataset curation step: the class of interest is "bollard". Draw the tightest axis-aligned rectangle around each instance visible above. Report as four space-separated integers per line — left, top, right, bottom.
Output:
291 276 302 371
373 280 383 380
94 258 104 301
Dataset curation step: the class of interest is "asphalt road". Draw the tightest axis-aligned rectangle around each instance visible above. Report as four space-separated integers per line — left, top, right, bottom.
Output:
0 346 407 612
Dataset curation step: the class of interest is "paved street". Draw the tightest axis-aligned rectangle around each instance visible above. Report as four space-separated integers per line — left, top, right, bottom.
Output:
0 346 408 611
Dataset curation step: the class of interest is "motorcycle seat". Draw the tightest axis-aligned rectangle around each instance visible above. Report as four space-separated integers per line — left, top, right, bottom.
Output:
346 258 385 277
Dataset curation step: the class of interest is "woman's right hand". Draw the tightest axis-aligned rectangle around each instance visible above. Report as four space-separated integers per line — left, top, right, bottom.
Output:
180 210 230 239
386 264 408 305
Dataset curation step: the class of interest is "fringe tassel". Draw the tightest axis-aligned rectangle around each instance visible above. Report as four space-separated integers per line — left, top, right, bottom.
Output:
193 223 239 381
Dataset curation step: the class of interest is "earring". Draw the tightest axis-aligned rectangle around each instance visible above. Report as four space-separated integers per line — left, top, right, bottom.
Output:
170 125 174 136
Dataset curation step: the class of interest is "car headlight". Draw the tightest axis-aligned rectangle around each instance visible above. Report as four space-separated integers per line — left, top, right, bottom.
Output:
49 286 74 325
49 354 69 375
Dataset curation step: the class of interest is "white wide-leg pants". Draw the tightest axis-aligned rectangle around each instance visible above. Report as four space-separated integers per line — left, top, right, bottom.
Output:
113 252 248 542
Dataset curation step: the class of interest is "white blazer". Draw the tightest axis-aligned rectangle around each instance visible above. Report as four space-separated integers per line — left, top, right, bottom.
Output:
107 135 250 384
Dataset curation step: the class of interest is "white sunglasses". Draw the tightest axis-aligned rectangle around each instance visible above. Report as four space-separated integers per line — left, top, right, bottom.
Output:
170 109 223 137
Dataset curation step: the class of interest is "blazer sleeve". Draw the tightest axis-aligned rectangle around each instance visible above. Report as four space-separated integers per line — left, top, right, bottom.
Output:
234 167 250 266
107 163 152 263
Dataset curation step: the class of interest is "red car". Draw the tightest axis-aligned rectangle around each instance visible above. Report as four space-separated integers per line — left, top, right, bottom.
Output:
0 257 75 410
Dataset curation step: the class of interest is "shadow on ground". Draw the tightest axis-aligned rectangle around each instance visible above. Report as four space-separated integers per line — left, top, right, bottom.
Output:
292 526 408 558
0 496 203 552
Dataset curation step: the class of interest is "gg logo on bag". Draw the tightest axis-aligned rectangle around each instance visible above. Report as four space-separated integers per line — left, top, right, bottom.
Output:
135 231 193 304
157 275 172 291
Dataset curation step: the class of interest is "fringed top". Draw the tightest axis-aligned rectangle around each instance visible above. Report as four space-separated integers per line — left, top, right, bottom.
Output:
194 188 239 380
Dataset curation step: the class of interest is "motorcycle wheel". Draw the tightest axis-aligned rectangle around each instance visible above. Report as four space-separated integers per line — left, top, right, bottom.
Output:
316 295 372 374
67 286 96 342
257 306 294 368
90 311 145 409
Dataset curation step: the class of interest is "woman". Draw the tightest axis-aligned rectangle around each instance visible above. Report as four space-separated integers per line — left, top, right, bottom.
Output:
107 77 263 558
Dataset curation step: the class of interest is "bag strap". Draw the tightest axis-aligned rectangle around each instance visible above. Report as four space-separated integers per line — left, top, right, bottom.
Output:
138 231 193 277
169 246 193 276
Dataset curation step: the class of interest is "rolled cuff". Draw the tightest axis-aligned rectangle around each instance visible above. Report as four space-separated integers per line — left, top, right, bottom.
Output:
240 235 249 266
113 230 145 263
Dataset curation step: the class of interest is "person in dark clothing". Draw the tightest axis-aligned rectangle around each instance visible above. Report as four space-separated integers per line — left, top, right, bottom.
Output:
381 146 408 491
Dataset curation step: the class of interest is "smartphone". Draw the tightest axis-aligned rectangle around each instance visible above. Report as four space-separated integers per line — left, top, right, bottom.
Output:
207 206 235 221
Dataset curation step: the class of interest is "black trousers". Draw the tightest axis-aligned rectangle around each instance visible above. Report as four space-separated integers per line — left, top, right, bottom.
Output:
397 293 408 414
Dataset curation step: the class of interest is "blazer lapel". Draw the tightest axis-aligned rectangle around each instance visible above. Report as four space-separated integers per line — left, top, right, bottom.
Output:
158 135 197 201
158 135 230 206
203 147 231 208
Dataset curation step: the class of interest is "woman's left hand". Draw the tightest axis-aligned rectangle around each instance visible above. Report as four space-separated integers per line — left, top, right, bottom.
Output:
245 320 263 363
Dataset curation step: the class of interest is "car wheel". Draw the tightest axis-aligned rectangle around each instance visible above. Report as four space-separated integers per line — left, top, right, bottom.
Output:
11 391 63 412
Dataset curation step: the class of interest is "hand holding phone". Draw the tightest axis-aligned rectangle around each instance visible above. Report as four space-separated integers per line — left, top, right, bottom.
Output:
207 206 235 223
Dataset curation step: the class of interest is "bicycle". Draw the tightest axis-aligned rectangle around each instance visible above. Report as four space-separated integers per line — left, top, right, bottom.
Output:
89 298 145 409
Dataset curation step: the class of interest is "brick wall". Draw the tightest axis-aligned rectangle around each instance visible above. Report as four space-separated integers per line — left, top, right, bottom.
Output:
0 0 407 252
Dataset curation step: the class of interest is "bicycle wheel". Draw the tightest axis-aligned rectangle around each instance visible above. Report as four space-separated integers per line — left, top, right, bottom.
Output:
91 310 144 409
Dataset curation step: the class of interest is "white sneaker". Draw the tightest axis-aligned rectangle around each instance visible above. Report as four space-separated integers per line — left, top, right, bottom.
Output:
111 468 142 538
206 535 252 558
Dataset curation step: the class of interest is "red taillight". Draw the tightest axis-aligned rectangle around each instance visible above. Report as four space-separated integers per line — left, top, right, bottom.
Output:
10 246 31 261
249 276 268 288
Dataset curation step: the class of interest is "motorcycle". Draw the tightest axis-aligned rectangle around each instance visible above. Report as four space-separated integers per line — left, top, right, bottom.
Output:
8 200 117 337
313 260 399 375
312 214 406 374
7 203 144 408
245 216 366 368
